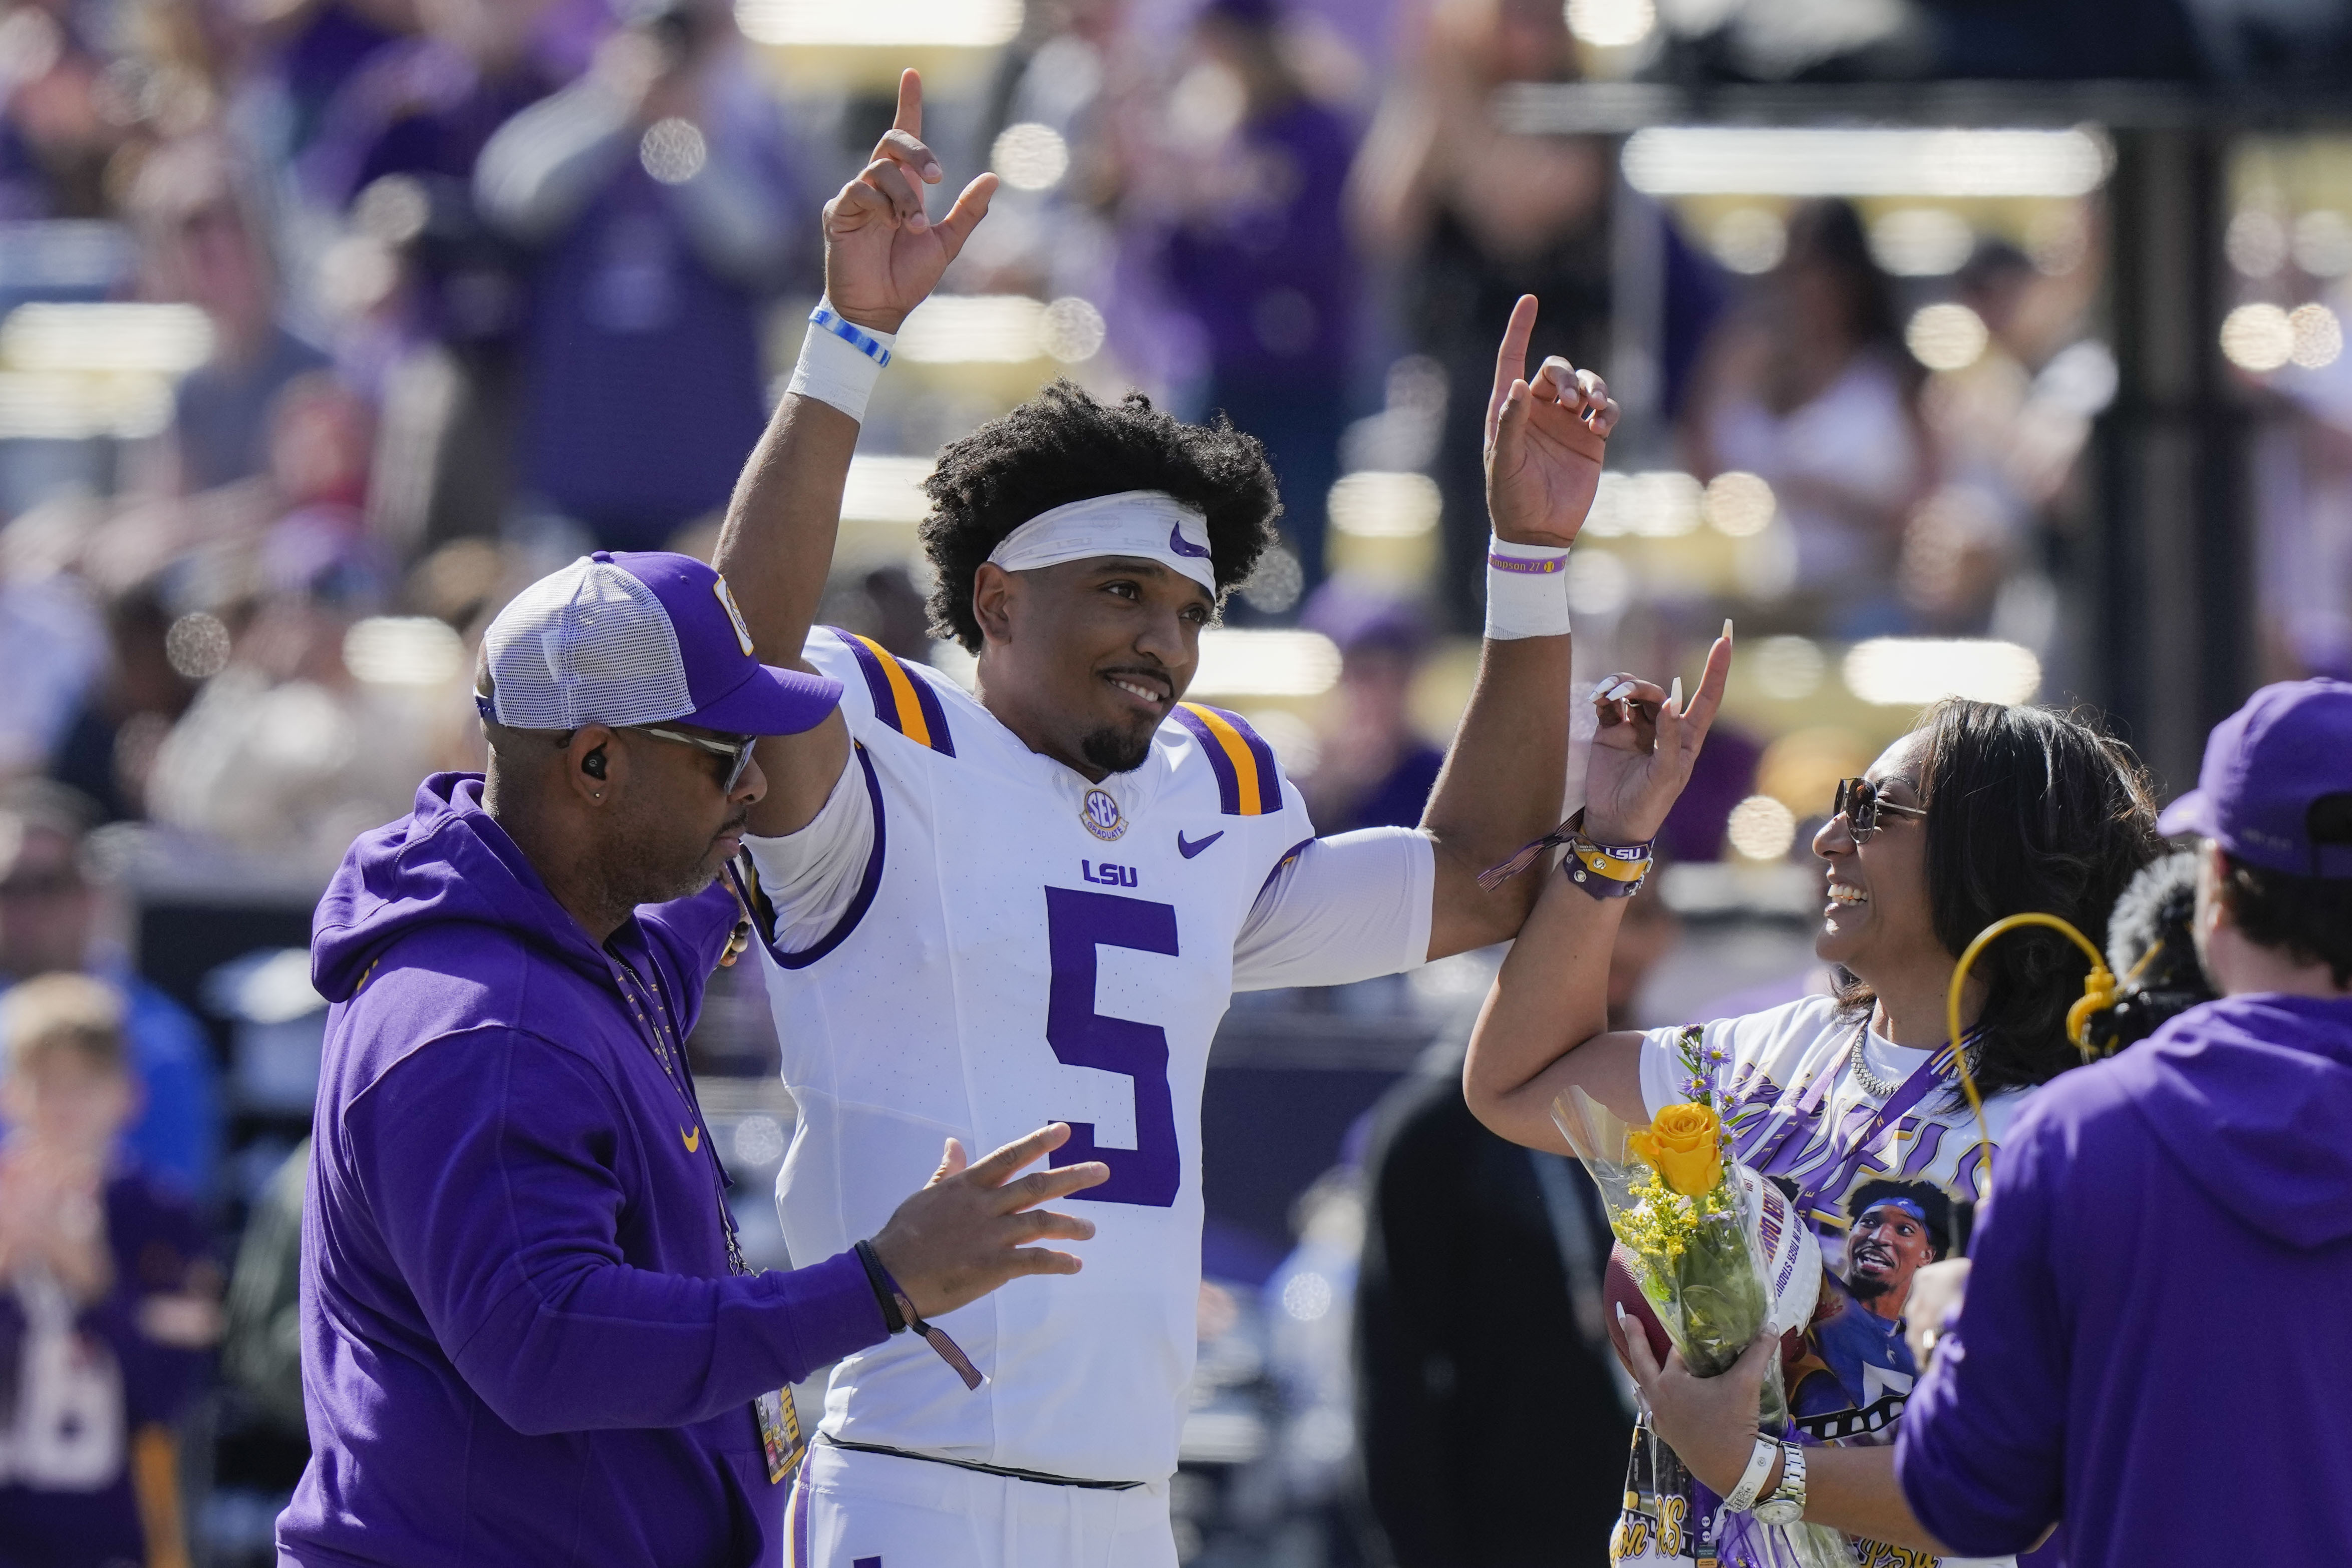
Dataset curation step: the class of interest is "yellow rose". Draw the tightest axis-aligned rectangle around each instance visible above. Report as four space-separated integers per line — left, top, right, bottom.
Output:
1628 1103 1723 1196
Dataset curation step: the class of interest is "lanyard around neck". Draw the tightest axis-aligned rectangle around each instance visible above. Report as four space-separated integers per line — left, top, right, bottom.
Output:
610 946 750 1279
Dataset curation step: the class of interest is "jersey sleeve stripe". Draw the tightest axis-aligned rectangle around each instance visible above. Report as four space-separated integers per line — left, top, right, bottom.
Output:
1177 702 1280 815
725 743 889 970
908 661 956 757
1170 704 1242 814
833 629 954 755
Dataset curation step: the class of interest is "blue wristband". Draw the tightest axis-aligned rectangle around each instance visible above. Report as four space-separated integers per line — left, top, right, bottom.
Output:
811 305 892 368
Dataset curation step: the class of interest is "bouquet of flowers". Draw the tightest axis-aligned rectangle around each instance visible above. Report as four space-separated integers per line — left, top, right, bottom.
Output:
1554 1045 1847 1568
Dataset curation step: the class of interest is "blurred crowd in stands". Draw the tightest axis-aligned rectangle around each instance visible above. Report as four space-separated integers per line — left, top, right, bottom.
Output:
0 0 2344 893
0 0 2347 1559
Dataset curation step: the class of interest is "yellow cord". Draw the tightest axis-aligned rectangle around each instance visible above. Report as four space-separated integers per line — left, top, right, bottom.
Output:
1943 912 2117 1197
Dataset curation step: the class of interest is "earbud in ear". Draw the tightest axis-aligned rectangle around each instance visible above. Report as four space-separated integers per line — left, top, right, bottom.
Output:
583 748 608 780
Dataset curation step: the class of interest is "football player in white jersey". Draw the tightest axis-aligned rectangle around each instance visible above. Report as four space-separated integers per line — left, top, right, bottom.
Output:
709 72 1631 1566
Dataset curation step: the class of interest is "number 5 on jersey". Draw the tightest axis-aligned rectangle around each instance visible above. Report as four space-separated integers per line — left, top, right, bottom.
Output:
1043 886 1180 1206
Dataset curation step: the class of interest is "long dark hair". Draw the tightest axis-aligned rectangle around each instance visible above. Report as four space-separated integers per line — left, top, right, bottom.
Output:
1836 700 2163 1099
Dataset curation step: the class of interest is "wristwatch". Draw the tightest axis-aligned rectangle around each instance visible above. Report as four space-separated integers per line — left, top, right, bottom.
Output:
1720 1434 1782 1514
1753 1441 1808 1526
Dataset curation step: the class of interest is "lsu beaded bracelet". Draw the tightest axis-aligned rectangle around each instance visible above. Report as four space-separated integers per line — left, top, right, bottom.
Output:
1564 829 1652 899
1477 807 1654 899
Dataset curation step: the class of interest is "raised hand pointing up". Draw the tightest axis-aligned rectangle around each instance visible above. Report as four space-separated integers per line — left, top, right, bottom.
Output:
823 69 998 334
1484 293 1620 549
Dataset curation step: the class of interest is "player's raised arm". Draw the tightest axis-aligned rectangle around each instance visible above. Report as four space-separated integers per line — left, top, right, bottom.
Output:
1416 295 1610 958
714 68 996 837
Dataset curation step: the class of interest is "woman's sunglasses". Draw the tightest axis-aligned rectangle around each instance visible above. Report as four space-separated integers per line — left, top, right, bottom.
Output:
1833 776 1928 842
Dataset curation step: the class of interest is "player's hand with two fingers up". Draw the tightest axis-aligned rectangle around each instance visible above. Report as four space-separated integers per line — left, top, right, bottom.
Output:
823 68 996 335
867 1122 1108 1320
1484 293 1618 548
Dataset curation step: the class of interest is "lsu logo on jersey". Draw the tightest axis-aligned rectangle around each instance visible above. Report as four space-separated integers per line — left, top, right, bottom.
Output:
713 575 756 655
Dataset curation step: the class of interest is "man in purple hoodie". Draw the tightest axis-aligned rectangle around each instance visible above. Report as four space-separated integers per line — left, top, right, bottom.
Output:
1618 677 2352 1567
277 549 1110 1568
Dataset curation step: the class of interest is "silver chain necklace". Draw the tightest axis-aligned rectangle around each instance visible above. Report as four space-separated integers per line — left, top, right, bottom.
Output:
1847 1018 1904 1098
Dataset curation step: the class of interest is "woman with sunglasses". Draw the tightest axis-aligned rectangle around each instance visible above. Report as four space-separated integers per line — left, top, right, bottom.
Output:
1464 644 2160 1568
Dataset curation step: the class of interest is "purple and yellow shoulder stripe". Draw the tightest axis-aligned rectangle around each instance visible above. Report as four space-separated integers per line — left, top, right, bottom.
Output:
830 628 955 756
1172 702 1283 816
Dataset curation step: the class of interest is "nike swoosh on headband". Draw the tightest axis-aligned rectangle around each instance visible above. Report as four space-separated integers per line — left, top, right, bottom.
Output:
985 491 1216 592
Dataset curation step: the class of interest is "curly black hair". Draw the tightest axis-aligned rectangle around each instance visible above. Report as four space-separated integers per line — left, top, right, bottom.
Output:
919 381 1283 652
1834 699 2163 1103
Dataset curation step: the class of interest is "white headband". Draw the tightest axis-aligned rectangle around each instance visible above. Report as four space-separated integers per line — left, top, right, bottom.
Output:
985 490 1216 593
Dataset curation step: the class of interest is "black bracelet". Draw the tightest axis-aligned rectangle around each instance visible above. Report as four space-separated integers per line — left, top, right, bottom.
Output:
853 1239 907 1334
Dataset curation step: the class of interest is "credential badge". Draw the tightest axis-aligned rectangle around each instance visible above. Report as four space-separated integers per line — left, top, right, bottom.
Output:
1081 788 1127 842
712 574 756 656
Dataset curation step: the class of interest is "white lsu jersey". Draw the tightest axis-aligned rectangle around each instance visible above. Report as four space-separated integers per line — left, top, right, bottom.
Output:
734 628 1432 1485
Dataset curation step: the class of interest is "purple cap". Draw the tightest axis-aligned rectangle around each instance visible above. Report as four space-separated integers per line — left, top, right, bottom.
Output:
2156 678 2352 879
478 550 840 737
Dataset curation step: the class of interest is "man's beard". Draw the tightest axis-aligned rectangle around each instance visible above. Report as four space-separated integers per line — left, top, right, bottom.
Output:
1848 1271 1896 1303
1079 721 1154 775
598 808 735 912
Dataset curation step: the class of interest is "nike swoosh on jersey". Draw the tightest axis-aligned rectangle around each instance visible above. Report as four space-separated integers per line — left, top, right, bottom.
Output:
681 1126 700 1153
1177 829 1225 858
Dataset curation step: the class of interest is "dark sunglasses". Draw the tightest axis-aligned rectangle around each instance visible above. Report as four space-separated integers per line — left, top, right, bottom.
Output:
621 725 759 793
1833 776 1928 842
483 694 760 793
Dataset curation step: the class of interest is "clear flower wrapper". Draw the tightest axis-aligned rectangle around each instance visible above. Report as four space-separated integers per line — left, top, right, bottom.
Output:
1554 1084 1850 1568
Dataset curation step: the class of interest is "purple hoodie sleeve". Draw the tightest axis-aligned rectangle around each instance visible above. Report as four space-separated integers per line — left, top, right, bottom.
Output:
344 1024 886 1434
1893 1105 2068 1556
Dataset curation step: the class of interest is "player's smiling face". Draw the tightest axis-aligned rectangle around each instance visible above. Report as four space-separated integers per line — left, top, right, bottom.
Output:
971 554 1213 781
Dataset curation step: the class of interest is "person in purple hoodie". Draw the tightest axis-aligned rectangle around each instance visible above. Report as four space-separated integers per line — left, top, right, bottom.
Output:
1620 677 2352 1568
277 549 1110 1568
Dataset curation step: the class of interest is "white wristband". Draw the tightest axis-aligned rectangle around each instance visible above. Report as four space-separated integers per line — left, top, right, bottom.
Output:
1721 1432 1783 1513
785 300 896 423
1484 535 1572 640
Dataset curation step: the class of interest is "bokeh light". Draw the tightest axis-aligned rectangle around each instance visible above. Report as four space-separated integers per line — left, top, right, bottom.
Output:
1868 208 1973 276
1842 638 2041 705
1703 471 1775 537
2221 302 2294 371
731 1115 786 1166
1905 302 1989 372
1328 471 1440 537
165 613 230 680
1039 295 1105 362
1751 636 1826 700
1708 207 1786 275
1565 0 1656 49
2292 209 2352 277
735 0 1022 47
343 618 466 686
2289 302 2343 369
639 118 707 185
991 123 1069 192
1726 795 1799 861
1239 546 1303 615
2226 209 2288 277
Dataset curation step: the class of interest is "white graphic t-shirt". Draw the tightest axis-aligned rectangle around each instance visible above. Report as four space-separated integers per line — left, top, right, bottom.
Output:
1612 995 2032 1568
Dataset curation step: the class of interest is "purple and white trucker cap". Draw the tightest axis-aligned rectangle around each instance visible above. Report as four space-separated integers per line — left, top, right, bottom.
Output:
477 550 840 736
